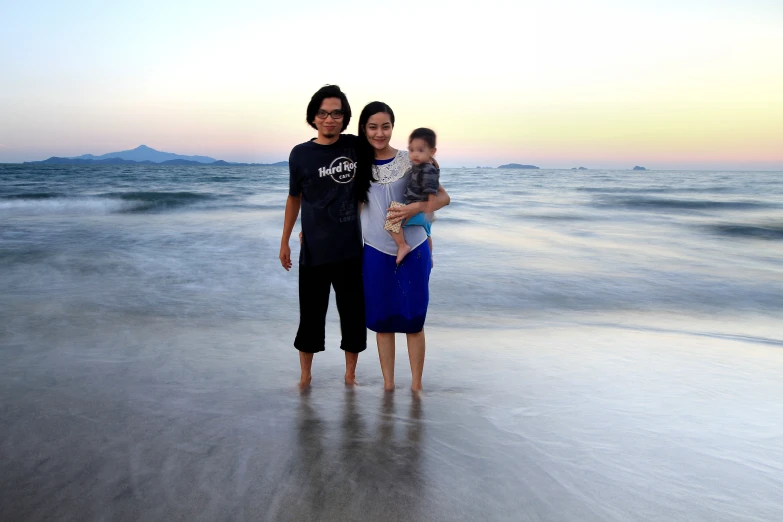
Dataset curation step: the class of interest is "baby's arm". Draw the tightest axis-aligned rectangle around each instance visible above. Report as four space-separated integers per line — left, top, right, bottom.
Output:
422 193 438 215
420 163 441 214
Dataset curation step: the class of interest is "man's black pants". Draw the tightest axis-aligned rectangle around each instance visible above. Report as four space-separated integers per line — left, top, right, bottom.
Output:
294 256 366 354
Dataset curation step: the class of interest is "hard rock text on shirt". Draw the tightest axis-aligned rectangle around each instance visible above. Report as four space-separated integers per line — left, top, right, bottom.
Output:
318 157 357 184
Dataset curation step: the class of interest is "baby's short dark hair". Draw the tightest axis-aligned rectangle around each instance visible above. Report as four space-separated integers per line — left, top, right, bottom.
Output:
409 127 436 148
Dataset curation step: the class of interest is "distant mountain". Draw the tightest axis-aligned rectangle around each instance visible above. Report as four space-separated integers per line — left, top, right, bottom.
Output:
633 166 647 171
25 157 289 167
159 159 206 166
31 157 156 165
24 145 289 167
498 163 540 169
73 145 217 164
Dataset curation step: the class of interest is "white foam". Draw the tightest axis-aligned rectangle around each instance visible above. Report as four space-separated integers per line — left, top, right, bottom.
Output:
0 197 140 215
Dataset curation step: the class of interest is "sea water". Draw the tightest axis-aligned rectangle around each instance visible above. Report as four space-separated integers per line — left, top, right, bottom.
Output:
1 164 782 521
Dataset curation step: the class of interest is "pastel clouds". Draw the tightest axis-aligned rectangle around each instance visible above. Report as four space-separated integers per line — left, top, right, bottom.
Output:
0 0 781 169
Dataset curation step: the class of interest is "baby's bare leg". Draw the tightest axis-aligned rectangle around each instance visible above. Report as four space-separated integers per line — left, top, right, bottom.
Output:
391 229 412 264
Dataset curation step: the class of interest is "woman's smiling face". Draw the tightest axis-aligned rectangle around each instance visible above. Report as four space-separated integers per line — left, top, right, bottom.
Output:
364 112 394 151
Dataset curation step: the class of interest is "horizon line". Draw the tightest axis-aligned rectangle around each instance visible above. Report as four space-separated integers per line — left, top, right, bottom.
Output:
2 160 782 173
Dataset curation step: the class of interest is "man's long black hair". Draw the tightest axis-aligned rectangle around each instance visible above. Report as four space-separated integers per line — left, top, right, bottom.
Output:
305 84 352 132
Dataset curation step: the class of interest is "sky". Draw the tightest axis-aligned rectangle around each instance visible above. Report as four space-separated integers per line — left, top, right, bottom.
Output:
1 0 781 169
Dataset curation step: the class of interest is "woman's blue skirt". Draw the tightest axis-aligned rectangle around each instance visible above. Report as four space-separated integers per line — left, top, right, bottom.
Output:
363 242 432 333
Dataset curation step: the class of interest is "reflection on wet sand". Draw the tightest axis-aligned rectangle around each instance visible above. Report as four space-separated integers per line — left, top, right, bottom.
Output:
272 390 427 521
2 324 782 521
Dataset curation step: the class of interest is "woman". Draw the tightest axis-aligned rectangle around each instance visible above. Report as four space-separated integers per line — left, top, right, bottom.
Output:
355 102 451 392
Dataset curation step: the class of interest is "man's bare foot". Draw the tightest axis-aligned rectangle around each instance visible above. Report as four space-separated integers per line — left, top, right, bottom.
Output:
384 382 396 392
396 243 412 265
411 382 423 393
345 373 357 386
298 376 312 390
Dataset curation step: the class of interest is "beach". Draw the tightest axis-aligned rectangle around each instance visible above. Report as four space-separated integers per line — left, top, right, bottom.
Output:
1 164 782 520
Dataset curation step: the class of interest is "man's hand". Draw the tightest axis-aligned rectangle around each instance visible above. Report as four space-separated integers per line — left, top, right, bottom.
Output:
279 241 292 271
280 194 301 271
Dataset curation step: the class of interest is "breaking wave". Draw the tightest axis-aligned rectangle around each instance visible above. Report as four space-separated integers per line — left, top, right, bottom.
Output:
593 195 773 211
707 223 783 240
0 192 215 215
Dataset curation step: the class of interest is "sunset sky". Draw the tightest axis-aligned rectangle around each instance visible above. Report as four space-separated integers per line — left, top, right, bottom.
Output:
1 0 781 169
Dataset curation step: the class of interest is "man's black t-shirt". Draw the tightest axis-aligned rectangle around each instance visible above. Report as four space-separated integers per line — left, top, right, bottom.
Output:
289 134 362 266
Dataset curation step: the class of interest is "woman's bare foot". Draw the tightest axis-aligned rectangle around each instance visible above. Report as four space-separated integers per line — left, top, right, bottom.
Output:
396 243 412 264
384 381 396 392
345 373 357 386
298 375 312 390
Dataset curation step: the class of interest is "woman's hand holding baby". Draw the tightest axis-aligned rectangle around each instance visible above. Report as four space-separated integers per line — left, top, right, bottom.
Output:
386 201 425 225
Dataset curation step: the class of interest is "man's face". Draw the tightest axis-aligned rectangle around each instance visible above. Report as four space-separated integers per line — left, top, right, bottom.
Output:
314 97 344 139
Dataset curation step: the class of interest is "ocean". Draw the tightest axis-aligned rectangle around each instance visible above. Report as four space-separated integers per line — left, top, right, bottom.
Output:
1 163 782 521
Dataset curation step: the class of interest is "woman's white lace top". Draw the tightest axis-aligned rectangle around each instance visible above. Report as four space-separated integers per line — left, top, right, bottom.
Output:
361 150 428 256
372 150 411 185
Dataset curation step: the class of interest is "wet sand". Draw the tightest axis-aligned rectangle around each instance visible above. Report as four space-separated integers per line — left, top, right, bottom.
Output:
2 314 782 521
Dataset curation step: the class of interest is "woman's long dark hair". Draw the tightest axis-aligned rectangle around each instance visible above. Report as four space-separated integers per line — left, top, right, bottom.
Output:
354 101 395 203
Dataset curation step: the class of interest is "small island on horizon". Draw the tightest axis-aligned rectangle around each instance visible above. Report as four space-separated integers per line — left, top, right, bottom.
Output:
498 163 540 170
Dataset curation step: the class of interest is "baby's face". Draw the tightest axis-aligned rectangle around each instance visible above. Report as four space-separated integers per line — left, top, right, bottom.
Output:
408 138 434 165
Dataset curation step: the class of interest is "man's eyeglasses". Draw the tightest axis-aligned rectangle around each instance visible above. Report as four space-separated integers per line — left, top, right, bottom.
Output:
315 109 345 120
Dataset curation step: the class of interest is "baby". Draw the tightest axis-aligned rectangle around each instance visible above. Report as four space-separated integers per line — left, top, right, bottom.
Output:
385 128 440 265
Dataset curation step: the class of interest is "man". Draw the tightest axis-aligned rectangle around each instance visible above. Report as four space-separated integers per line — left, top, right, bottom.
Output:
279 85 365 389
